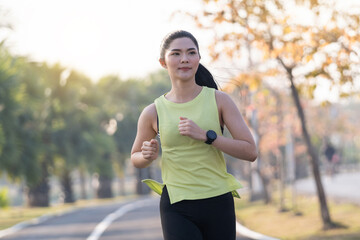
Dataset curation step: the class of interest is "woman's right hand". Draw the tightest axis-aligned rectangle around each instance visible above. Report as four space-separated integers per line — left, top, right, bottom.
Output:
141 139 159 161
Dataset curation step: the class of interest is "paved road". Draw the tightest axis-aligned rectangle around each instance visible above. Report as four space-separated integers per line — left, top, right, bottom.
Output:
1 197 252 240
295 171 360 204
1 199 133 240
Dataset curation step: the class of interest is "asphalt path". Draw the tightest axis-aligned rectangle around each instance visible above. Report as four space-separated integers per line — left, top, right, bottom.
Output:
295 171 360 205
1 197 253 240
1 199 136 240
3 171 358 240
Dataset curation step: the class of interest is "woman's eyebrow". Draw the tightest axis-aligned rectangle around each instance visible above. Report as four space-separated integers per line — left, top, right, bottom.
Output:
170 48 197 52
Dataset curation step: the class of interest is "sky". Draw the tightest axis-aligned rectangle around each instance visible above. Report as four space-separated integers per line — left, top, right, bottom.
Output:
0 0 214 81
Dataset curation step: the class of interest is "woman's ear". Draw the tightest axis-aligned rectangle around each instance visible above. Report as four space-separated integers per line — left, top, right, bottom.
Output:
159 58 167 69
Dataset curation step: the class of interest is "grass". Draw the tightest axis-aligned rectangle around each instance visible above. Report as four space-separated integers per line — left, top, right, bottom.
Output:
0 195 136 231
235 193 360 240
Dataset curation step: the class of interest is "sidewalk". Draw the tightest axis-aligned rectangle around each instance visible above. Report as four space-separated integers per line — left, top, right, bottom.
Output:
295 171 360 204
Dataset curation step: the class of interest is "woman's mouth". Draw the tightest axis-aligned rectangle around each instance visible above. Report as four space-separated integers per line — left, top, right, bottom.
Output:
179 67 191 71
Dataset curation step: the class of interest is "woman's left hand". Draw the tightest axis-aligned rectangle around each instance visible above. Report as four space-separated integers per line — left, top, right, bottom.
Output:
178 117 206 141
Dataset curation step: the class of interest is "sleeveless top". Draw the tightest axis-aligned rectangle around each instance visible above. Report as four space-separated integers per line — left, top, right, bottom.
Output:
142 86 242 204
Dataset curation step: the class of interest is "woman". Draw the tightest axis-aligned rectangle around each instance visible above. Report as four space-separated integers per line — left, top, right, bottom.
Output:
131 30 257 240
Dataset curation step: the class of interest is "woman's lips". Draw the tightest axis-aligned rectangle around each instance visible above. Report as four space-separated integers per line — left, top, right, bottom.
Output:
179 67 191 71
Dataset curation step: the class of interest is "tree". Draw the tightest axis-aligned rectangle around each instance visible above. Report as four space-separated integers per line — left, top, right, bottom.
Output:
192 0 360 229
0 44 20 176
96 70 171 195
23 62 59 207
51 69 107 202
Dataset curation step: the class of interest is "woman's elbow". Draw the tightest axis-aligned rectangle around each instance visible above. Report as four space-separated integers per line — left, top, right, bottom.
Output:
131 159 140 168
131 154 151 169
246 146 258 162
130 154 143 169
131 160 146 169
249 151 258 162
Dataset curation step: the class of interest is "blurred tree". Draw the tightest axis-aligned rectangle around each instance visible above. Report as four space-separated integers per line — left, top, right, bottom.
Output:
52 69 114 202
0 9 53 206
97 70 171 195
0 44 53 206
96 75 137 196
192 0 360 229
24 63 60 207
225 75 298 208
0 43 22 180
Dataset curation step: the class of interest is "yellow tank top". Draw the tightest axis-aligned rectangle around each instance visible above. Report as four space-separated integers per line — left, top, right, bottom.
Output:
143 86 242 204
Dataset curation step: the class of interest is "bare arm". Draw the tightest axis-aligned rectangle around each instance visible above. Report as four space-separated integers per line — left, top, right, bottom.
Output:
212 91 257 161
131 103 159 168
178 91 257 161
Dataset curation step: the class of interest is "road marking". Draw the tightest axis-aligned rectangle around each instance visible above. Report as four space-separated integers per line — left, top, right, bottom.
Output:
236 221 280 240
87 198 155 240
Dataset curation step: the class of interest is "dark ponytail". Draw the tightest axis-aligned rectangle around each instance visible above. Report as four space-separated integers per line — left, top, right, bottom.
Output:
195 63 218 90
160 30 218 90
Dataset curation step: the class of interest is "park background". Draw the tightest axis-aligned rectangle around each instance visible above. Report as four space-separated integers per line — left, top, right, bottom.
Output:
0 0 359 239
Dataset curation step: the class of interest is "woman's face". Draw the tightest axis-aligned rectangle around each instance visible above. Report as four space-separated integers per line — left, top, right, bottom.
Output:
160 37 200 82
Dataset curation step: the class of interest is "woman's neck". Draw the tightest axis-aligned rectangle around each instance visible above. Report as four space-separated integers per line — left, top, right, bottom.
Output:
166 81 202 103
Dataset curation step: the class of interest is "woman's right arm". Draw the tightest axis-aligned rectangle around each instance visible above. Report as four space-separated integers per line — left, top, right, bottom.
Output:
131 103 159 168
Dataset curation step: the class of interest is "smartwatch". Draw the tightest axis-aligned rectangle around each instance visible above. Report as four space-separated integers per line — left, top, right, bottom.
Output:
205 130 217 145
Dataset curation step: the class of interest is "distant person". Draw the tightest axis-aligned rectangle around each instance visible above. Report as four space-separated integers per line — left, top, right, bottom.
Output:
324 142 335 163
324 142 338 176
131 30 257 240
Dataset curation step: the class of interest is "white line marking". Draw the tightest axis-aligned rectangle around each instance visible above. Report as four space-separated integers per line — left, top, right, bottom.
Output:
87 198 155 240
236 221 280 240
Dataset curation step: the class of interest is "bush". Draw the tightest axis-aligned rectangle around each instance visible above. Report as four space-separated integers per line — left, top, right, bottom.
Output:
0 188 9 208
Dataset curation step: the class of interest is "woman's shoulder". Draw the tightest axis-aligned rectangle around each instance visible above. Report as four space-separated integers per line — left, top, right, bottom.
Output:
138 103 157 131
142 103 157 118
215 89 233 105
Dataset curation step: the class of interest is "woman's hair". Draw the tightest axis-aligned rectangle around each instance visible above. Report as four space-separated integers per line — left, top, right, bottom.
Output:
160 30 218 90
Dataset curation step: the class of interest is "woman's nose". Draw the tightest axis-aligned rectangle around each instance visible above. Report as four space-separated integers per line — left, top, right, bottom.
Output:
181 54 189 63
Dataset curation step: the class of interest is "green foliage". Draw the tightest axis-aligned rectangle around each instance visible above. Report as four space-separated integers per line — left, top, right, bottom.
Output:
0 44 22 178
0 188 9 208
0 29 171 202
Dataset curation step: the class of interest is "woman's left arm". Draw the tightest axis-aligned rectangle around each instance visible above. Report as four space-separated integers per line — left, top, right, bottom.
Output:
178 91 257 161
212 91 257 162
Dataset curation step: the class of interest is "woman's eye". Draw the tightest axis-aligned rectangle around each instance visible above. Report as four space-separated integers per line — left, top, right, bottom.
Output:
189 51 197 55
171 52 180 56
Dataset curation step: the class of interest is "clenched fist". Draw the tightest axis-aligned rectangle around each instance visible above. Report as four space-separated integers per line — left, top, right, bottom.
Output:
178 117 206 141
141 139 159 161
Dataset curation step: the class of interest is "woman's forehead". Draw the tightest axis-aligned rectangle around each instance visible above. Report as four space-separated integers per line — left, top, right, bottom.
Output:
168 37 197 50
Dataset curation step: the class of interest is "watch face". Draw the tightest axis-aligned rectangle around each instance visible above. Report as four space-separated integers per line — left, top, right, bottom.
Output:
207 130 217 140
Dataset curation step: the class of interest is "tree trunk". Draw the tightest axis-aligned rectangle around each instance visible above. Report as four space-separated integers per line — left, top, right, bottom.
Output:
79 169 87 199
97 174 113 198
96 153 114 198
256 168 271 204
278 150 288 212
118 176 125 196
280 59 334 229
27 161 49 207
248 99 268 202
136 168 151 195
247 162 253 201
61 170 75 203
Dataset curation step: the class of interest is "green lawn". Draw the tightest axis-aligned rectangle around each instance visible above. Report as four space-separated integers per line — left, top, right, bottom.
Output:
235 194 360 240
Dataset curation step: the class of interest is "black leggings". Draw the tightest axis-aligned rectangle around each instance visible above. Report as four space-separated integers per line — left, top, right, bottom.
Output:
160 186 236 240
